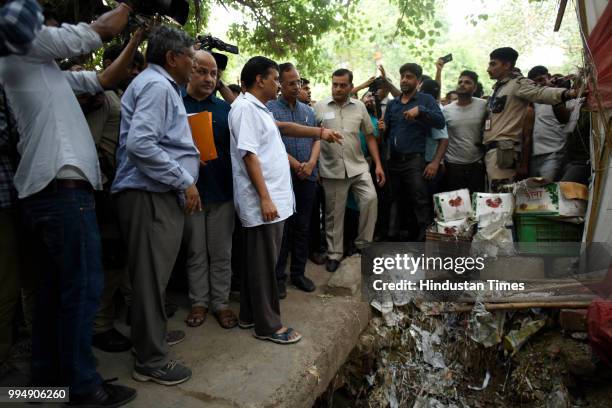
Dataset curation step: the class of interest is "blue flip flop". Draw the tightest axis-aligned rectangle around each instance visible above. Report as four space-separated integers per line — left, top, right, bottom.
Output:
253 327 302 344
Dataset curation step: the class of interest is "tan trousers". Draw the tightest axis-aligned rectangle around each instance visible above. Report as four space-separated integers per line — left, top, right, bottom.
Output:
322 171 378 261
484 148 517 192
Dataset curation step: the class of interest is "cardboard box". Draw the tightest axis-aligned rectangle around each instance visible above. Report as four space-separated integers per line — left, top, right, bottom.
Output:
434 189 472 222
436 218 471 236
473 192 514 228
515 182 588 217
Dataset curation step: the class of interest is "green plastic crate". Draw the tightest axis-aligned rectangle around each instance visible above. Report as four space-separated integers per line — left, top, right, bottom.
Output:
514 214 583 255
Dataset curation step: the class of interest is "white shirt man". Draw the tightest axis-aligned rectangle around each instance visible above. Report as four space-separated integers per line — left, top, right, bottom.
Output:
230 92 295 227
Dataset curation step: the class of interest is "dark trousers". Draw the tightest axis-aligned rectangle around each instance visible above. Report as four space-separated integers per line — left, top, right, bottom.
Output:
308 183 326 253
116 190 184 371
21 188 103 394
240 221 285 337
231 216 245 292
93 191 126 334
276 178 316 283
444 161 486 194
388 154 432 239
373 161 392 240
0 208 20 364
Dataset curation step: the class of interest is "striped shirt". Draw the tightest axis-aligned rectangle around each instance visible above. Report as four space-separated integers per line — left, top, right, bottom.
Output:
0 87 18 209
0 0 44 56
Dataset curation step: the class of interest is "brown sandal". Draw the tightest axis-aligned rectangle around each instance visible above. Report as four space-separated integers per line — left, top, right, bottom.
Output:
185 306 208 327
214 309 238 329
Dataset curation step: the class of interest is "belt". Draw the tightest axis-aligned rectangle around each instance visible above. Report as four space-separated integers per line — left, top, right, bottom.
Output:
389 151 423 162
40 179 93 193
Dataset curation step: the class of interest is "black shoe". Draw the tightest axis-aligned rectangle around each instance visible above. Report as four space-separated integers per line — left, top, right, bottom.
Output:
132 360 192 386
345 246 361 257
326 259 341 272
69 378 136 407
278 281 287 299
291 276 316 292
92 328 132 353
309 252 327 265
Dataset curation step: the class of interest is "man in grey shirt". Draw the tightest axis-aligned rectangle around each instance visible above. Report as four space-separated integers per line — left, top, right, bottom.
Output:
112 26 200 386
527 65 570 181
0 3 137 406
443 70 487 193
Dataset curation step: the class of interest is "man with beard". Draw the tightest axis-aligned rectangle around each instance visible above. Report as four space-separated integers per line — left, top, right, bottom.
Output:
443 70 487 193
484 47 579 190
230 56 341 343
379 63 445 241
526 65 571 181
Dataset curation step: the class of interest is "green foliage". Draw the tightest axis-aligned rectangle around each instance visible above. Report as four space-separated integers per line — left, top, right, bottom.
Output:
202 0 444 82
44 0 582 102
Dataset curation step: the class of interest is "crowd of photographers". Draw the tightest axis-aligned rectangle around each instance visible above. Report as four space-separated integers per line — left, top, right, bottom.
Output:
0 0 588 406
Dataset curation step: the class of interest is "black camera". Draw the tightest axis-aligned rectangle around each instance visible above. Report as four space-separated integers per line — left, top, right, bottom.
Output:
368 76 387 93
551 75 572 90
197 35 239 55
196 34 239 71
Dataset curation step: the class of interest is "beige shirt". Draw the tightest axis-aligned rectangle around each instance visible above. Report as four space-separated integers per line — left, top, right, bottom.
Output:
86 90 121 184
484 75 565 145
314 96 375 179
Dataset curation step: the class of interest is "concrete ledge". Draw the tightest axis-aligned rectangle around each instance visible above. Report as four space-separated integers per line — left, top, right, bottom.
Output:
95 263 370 408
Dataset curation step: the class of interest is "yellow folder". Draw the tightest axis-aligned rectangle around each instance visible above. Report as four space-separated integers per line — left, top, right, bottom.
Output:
187 111 218 162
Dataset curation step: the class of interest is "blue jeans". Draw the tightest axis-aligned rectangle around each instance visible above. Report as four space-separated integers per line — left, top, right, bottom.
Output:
276 178 317 282
21 188 103 394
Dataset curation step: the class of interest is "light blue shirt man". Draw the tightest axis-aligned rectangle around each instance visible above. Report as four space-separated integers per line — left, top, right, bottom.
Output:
112 63 200 194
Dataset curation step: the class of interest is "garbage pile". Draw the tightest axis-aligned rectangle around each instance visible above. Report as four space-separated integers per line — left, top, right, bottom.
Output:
319 299 612 408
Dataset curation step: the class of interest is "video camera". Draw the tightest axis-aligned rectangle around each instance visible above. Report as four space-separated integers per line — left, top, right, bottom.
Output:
196 34 239 71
